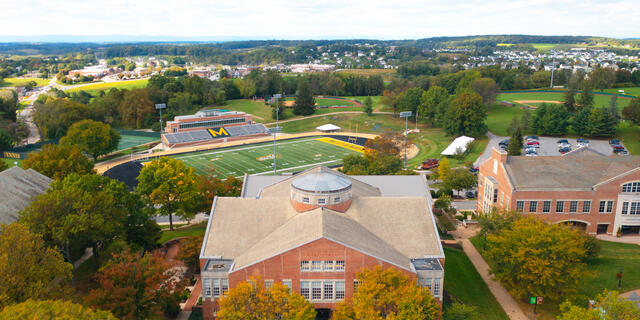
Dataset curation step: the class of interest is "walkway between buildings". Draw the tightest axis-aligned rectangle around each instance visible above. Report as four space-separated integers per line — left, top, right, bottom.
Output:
596 234 640 245
450 227 529 320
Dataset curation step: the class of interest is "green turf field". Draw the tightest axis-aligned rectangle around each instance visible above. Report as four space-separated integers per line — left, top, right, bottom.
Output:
603 87 640 97
0 77 49 87
315 98 359 107
117 134 160 150
165 137 363 178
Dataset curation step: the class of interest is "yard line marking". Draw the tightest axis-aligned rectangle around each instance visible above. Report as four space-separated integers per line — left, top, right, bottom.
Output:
251 159 342 176
174 138 319 159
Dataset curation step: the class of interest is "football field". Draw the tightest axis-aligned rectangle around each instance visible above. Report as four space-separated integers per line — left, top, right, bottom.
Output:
167 137 365 178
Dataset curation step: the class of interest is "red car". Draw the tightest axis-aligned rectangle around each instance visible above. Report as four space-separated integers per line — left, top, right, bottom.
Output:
527 141 540 146
612 145 625 150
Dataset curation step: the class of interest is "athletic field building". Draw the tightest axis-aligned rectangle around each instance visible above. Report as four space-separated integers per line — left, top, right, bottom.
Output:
477 147 640 236
161 109 268 148
199 166 444 319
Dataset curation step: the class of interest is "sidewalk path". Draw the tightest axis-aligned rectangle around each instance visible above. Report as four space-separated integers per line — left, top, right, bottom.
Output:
596 234 640 245
451 227 529 320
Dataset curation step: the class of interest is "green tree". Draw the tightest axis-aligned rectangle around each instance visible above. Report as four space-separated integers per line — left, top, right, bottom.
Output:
60 119 121 160
506 115 520 136
444 92 487 137
558 290 640 320
507 127 523 155
33 98 90 140
587 108 617 137
85 250 183 320
364 96 373 116
589 67 617 91
564 88 577 113
136 157 200 231
485 216 593 301
0 223 73 308
622 97 640 125
419 85 449 125
0 299 116 319
0 89 18 122
609 95 619 119
519 109 531 134
578 86 594 109
333 266 440 320
20 173 133 261
271 99 285 120
196 172 243 213
531 104 570 136
571 107 592 136
293 79 315 116
217 278 316 320
471 77 500 105
396 87 425 113
22 144 94 180
443 168 477 196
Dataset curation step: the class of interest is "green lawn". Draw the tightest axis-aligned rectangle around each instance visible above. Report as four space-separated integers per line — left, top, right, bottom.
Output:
165 137 363 178
220 99 272 121
344 96 390 112
316 98 359 107
444 247 509 320
617 121 640 155
470 236 640 319
158 222 208 244
66 79 149 96
0 77 49 87
603 87 640 98
485 104 525 136
498 92 632 110
1 158 21 168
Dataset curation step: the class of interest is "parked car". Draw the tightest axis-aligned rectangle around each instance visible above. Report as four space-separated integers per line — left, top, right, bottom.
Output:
613 148 629 155
577 138 589 143
612 144 625 150
499 144 508 151
610 138 621 145
556 139 569 147
559 146 572 154
525 147 538 153
420 158 440 170
465 191 477 198
527 142 540 148
525 135 539 141
527 140 540 146
469 167 479 174
499 139 510 146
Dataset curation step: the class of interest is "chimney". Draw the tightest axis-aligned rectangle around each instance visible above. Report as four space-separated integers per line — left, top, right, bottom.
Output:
492 147 508 163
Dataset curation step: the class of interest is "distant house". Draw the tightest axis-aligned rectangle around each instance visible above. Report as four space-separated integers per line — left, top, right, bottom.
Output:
0 167 52 225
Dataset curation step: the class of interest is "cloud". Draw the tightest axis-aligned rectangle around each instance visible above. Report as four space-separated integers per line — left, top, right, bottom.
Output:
1 0 638 38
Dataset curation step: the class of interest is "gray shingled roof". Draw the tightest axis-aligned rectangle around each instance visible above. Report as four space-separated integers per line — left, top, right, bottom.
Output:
202 166 442 272
505 151 640 190
0 167 52 224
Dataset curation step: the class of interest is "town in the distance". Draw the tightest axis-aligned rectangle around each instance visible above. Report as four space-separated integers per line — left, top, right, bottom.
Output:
2 31 640 320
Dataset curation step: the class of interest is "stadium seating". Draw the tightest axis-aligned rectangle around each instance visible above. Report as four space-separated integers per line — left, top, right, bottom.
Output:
162 123 268 146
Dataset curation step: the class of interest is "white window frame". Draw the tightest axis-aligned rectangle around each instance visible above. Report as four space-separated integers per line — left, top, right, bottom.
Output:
282 279 292 290
318 198 326 205
622 182 640 193
569 201 578 213
300 281 310 299
323 260 334 271
300 261 310 271
542 200 551 213
582 201 591 213
516 201 524 211
556 201 564 213
335 260 345 271
529 201 537 213
311 261 322 271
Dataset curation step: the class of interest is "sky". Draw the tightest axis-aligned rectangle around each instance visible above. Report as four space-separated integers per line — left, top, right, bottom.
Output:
1 0 639 40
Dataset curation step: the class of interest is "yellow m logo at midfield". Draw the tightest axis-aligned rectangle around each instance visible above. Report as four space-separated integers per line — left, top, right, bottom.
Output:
208 127 230 138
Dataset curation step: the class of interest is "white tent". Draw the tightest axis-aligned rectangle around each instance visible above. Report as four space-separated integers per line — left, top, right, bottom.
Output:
441 136 475 156
316 124 341 132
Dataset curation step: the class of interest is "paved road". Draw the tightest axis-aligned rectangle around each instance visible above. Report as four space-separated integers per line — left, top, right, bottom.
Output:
474 132 502 167
452 200 477 211
450 227 529 320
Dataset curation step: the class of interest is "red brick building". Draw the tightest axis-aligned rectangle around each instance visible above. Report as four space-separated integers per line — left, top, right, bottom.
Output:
477 147 640 236
199 166 444 319
165 109 253 134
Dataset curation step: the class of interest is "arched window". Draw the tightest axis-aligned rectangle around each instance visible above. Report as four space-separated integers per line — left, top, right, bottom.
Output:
622 182 640 193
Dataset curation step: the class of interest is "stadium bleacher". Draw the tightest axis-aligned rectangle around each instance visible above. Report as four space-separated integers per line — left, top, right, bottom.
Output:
162 123 268 146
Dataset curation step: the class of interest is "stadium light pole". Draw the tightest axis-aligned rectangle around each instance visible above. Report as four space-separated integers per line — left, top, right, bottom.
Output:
399 111 412 168
550 55 555 88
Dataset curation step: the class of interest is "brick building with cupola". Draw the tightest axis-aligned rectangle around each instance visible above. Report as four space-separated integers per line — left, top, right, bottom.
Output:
477 147 640 236
198 166 444 319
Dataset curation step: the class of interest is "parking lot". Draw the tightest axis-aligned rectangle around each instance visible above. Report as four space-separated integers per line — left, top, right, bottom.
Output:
496 136 626 157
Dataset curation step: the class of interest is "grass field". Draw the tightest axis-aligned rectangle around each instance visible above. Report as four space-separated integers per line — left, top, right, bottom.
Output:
66 79 149 95
316 97 359 107
486 104 525 136
336 69 397 81
444 247 509 320
0 77 49 87
603 87 640 97
498 92 632 110
117 134 160 151
470 236 640 319
164 137 363 178
1 158 21 168
158 222 208 244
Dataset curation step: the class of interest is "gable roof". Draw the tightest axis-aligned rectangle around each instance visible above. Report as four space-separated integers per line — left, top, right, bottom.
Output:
202 166 442 270
0 167 52 224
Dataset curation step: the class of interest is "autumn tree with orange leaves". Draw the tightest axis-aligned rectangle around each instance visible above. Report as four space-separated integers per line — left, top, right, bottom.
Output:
217 278 316 320
85 250 184 320
333 267 440 320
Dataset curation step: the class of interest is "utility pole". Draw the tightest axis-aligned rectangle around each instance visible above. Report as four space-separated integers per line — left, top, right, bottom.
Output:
550 54 556 88
399 111 412 168
273 104 278 175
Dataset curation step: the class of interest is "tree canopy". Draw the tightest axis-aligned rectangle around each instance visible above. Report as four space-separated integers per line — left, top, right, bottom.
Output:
136 157 200 231
0 299 116 320
22 143 94 180
293 79 315 116
558 290 640 320
85 250 182 320
60 119 121 160
444 92 487 137
333 266 440 320
217 278 316 320
0 223 73 308
33 98 90 140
